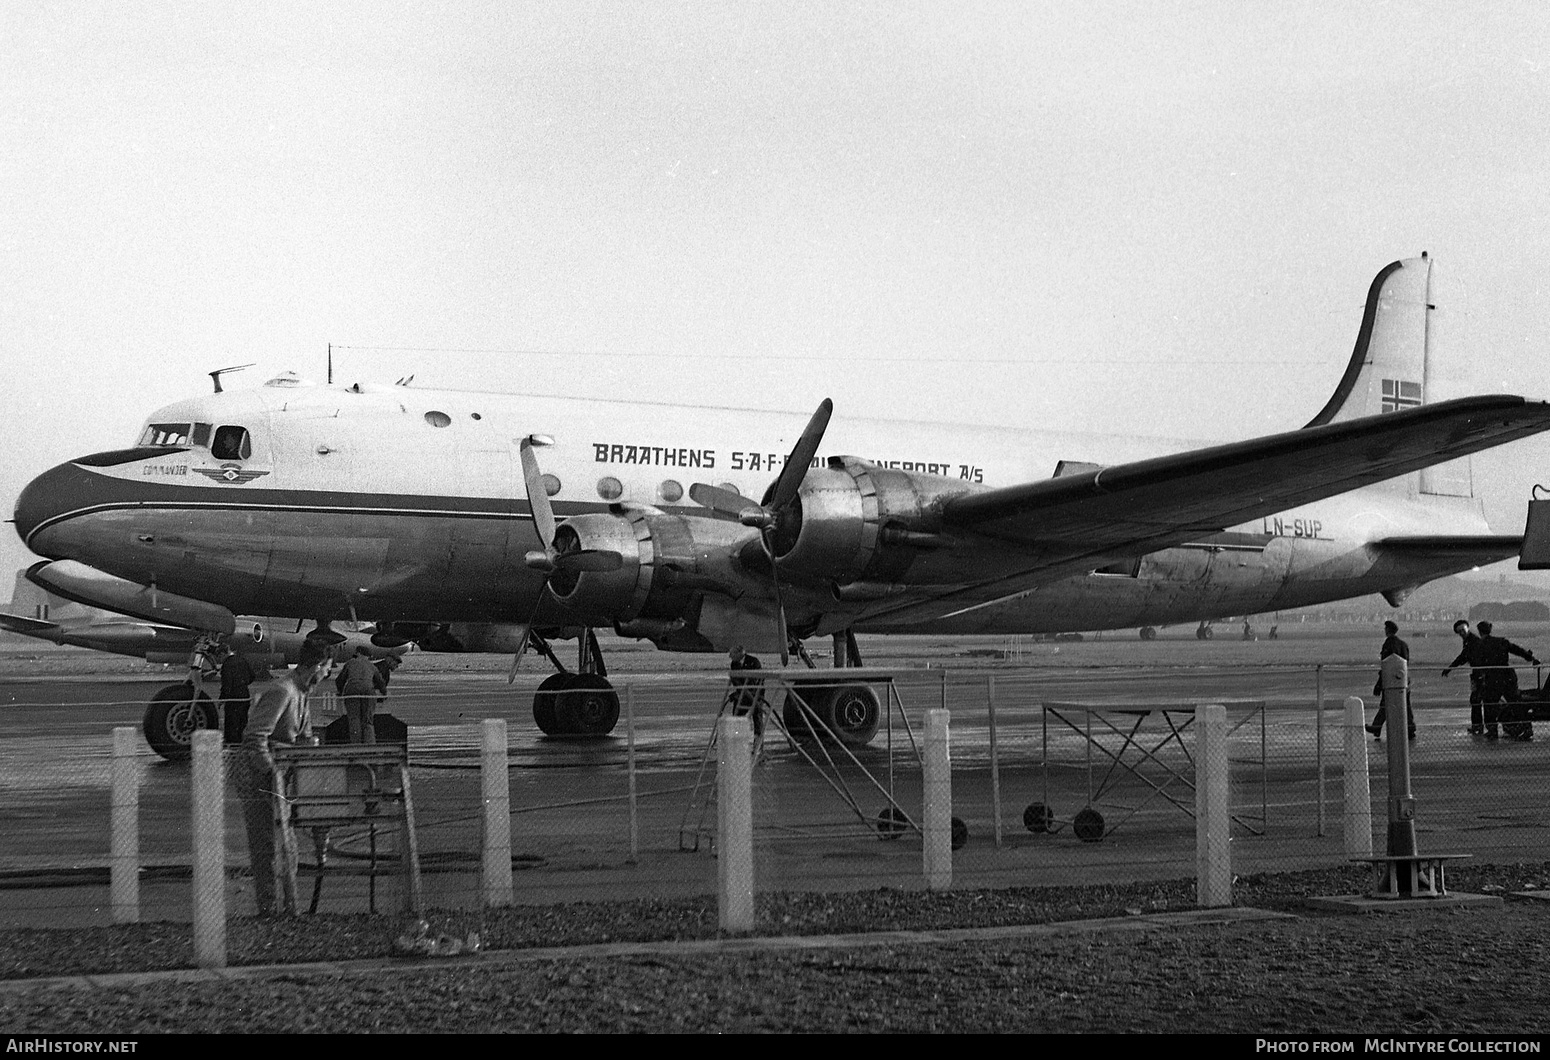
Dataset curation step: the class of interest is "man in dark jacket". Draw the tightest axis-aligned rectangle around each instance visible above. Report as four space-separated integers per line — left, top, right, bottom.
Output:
1442 619 1487 734
1475 620 1540 741
219 646 261 745
1368 620 1415 740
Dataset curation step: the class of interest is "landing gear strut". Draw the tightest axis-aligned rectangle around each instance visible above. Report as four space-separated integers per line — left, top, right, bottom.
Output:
529 628 620 737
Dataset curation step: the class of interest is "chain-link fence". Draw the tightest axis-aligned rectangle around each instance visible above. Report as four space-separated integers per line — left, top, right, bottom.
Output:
3 660 1548 956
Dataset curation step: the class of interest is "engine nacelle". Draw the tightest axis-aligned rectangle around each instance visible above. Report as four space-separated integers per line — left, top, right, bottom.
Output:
545 508 762 625
771 458 982 586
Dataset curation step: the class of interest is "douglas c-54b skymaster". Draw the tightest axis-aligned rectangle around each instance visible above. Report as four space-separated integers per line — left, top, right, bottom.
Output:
14 255 1550 758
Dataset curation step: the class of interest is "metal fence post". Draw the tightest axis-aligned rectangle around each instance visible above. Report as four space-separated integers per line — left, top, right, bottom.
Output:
1315 665 1326 837
1343 696 1373 857
923 708 952 890
988 675 1003 847
626 684 639 864
190 730 226 969
111 726 140 924
1195 704 1231 908
717 715 754 932
481 718 513 908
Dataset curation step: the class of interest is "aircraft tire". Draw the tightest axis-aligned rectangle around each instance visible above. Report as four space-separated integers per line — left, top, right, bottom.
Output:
781 688 831 743
1139 626 1157 641
554 674 619 736
826 684 881 745
951 816 968 850
532 673 572 736
782 683 880 746
143 684 218 761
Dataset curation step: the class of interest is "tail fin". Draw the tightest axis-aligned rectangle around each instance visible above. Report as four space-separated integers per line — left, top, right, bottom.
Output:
1303 254 1473 497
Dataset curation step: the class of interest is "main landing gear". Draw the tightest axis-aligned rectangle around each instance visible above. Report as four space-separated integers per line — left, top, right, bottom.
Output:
780 629 882 747
528 628 621 737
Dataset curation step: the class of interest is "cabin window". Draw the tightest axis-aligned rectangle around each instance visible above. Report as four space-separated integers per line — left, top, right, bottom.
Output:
138 423 193 448
425 411 451 428
211 425 252 461
717 482 741 496
541 474 561 497
659 479 683 503
597 476 623 501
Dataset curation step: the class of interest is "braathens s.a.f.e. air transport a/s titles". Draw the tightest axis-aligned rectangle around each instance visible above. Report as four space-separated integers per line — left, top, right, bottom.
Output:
14 255 1550 759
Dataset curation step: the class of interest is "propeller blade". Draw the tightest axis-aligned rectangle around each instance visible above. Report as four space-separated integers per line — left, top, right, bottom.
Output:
766 398 832 512
689 482 763 520
555 549 625 573
518 439 556 549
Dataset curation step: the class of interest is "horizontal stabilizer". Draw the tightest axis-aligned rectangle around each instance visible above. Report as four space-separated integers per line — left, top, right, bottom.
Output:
1372 535 1524 565
0 612 62 635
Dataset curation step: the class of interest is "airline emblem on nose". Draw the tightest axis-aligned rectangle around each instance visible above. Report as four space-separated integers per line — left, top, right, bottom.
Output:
192 464 271 485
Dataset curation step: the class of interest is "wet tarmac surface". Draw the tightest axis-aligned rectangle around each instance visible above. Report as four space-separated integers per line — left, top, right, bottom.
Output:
1 625 1548 926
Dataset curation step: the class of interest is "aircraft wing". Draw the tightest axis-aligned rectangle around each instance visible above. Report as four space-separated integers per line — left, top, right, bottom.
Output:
943 396 1550 552
863 396 1550 623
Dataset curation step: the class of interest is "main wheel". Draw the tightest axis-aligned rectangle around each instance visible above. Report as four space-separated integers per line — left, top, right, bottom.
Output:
825 684 881 745
1073 807 1105 843
555 674 620 736
1023 802 1054 833
782 687 832 743
143 684 218 761
532 673 572 736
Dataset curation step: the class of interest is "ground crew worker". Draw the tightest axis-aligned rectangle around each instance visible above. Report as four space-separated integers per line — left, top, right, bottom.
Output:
1367 620 1415 740
1475 620 1540 741
219 644 260 745
727 644 767 760
337 646 387 743
1441 619 1487 734
237 639 331 917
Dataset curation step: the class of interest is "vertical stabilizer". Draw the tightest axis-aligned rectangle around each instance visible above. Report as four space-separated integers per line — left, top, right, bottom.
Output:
1304 256 1432 427
1303 254 1473 498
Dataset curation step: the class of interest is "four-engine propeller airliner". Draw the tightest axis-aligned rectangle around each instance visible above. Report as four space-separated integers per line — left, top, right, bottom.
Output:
13 255 1550 757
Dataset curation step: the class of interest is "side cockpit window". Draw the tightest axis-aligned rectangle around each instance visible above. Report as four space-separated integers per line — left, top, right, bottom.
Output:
138 422 194 448
211 425 252 461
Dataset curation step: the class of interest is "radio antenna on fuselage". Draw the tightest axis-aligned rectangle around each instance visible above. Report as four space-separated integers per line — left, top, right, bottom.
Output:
208 363 254 394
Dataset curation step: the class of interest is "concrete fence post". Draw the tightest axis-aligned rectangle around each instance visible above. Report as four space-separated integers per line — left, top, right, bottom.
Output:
480 718 513 908
923 708 952 890
717 715 755 932
110 726 140 924
190 729 226 969
1195 704 1231 908
1343 696 1373 857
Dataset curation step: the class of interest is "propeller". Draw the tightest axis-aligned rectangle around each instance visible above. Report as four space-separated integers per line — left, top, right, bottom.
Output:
508 437 624 681
689 398 833 665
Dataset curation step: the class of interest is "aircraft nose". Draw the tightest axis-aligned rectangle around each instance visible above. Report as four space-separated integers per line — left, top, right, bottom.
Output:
13 459 104 556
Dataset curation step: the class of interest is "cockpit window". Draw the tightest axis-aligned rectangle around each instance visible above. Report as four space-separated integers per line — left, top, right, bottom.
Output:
191 423 212 447
211 425 252 461
138 423 194 448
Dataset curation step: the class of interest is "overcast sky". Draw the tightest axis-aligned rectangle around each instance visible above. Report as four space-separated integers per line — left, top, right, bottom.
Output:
5 1 1550 592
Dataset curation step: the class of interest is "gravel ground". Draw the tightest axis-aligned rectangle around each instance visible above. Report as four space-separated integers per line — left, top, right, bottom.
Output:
4 864 1550 1033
